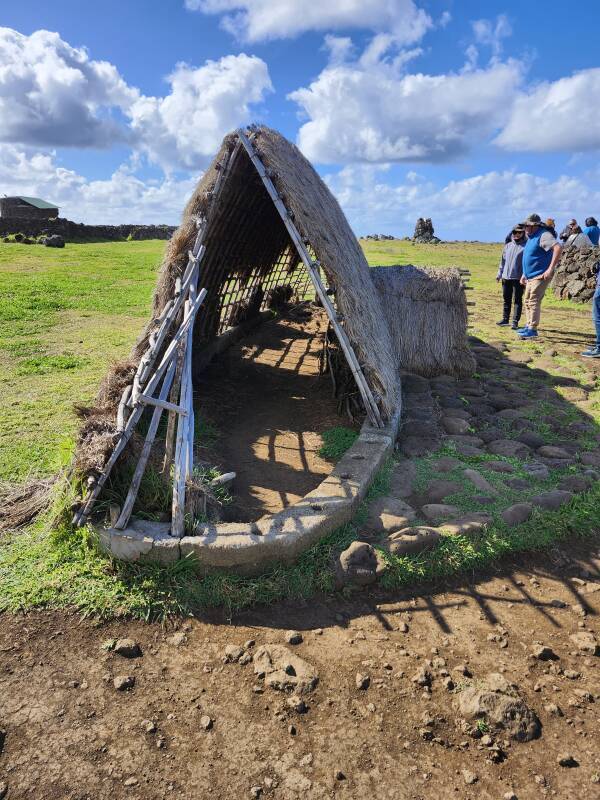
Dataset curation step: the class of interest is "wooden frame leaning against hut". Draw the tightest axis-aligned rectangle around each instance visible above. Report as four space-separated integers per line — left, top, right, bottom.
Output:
63 125 472 572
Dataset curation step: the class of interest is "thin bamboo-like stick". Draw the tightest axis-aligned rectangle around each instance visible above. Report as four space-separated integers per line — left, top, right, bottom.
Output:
114 359 177 530
138 394 188 416
171 300 192 539
73 289 207 526
116 384 132 432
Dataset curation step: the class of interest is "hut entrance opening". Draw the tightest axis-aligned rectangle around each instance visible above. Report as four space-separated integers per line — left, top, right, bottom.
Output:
188 145 353 522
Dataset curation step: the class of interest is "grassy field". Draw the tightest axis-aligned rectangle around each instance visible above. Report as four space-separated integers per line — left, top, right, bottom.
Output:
0 238 598 619
0 241 163 480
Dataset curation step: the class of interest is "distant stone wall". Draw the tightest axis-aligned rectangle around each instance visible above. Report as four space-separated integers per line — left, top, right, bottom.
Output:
552 245 600 302
0 216 176 242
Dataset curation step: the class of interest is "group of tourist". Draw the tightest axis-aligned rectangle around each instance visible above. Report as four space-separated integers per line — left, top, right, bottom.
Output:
496 214 600 357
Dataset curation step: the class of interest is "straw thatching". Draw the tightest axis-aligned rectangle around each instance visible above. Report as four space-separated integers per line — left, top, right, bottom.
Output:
73 126 471 481
371 265 475 377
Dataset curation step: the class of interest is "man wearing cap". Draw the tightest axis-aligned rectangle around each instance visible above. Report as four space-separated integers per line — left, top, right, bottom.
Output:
496 225 525 328
517 213 562 339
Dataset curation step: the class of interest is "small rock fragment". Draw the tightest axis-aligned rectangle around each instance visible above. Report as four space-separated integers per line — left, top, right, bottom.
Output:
124 777 138 787
114 638 142 658
557 753 578 768
142 719 157 733
569 631 599 655
462 770 478 785
334 770 346 781
412 666 432 687
113 675 135 691
531 643 559 661
285 630 303 645
250 786 262 798
356 673 370 690
200 715 213 731
223 644 245 663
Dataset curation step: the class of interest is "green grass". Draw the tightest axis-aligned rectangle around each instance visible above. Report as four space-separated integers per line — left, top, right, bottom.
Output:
0 238 599 620
319 426 359 460
0 240 165 480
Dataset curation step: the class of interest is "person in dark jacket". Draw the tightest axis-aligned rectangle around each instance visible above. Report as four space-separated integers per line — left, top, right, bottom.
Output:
559 218 577 242
496 225 525 328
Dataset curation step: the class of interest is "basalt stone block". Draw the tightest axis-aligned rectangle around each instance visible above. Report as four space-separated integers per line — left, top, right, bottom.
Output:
530 490 574 511
488 439 531 459
501 503 533 527
388 526 441 556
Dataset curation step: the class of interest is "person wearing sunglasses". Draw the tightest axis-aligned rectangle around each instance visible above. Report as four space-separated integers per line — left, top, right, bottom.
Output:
516 214 561 339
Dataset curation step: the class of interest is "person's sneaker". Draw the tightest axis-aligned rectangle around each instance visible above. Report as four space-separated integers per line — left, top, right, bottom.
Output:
511 321 519 330
519 328 538 339
581 345 600 358
515 325 529 335
496 319 509 326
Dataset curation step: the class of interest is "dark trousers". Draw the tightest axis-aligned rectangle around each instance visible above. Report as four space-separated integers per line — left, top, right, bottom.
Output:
501 279 524 323
592 287 600 346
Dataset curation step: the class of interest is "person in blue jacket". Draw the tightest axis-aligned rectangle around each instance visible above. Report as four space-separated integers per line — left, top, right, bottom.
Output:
496 225 525 328
583 216 600 246
517 213 562 339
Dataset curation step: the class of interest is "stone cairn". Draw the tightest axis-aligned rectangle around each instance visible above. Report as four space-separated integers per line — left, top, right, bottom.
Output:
413 217 440 244
552 245 600 302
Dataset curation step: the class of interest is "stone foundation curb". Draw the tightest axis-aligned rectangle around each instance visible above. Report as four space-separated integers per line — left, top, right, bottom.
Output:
96 410 401 574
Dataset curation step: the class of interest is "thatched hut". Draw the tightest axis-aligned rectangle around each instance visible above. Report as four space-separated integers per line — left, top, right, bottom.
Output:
59 126 472 567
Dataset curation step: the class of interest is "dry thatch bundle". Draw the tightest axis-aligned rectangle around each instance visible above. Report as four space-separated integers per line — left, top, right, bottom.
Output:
0 476 58 531
370 265 475 378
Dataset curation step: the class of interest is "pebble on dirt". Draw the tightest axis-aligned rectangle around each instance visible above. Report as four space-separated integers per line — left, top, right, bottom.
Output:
462 769 478 785
113 638 142 658
531 643 559 661
200 715 213 731
569 631 599 655
285 630 303 645
557 753 579 768
355 673 370 690
113 675 135 691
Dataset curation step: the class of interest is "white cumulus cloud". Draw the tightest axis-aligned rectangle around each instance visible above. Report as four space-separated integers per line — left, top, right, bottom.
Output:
0 144 196 224
129 55 273 171
324 163 600 240
185 0 432 45
0 27 137 148
290 58 523 164
0 27 273 172
496 68 600 153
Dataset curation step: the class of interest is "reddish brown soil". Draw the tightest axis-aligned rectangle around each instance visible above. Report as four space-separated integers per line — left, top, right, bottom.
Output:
1 541 599 800
196 308 348 521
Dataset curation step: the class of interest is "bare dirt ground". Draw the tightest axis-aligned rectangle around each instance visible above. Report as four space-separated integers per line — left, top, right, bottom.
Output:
196 307 345 521
1 542 599 800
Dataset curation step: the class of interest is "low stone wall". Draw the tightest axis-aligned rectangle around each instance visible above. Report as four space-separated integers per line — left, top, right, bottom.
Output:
0 216 176 242
96 411 401 575
552 245 600 302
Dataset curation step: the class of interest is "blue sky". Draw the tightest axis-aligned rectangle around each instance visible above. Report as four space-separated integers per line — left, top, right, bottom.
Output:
1 0 599 240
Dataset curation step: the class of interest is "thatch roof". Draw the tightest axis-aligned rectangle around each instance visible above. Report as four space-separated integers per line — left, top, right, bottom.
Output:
73 126 470 479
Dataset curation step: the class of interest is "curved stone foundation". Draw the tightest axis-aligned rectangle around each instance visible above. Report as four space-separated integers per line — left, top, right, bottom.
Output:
96 411 400 575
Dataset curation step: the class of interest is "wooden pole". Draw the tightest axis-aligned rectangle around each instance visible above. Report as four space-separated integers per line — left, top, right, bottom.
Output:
113 359 177 530
73 289 207 527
